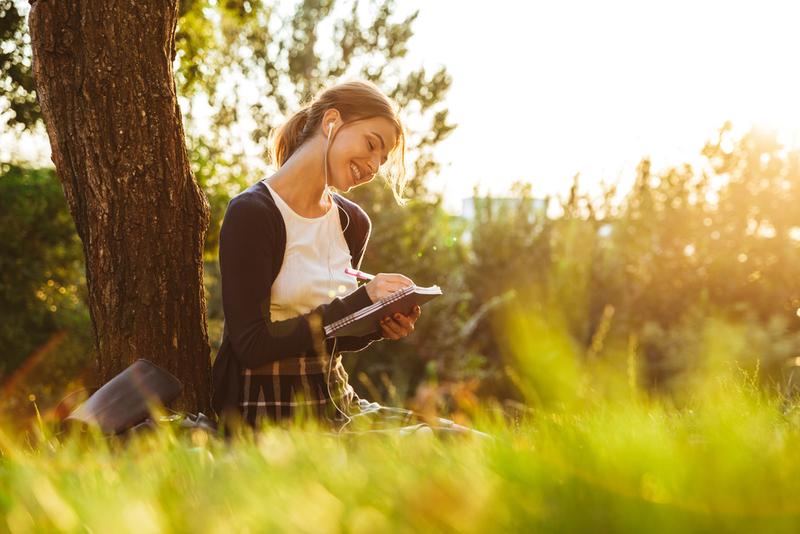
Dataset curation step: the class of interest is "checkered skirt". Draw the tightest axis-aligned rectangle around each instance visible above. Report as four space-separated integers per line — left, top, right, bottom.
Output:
237 354 489 438
238 353 358 427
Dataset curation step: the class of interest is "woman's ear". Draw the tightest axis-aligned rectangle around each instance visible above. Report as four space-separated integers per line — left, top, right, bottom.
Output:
321 108 341 136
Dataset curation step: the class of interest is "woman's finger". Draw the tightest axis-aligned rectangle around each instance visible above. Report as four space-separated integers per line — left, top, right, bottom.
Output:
386 274 414 287
379 322 397 339
390 317 410 337
380 317 403 339
396 274 414 286
393 279 412 290
381 317 400 339
387 325 404 339
392 313 415 332
387 282 404 293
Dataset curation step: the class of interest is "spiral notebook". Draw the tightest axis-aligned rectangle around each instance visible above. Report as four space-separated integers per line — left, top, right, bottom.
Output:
324 284 442 338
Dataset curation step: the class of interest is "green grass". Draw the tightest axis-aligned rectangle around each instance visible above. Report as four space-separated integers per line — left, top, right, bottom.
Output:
3 377 800 533
4 311 800 533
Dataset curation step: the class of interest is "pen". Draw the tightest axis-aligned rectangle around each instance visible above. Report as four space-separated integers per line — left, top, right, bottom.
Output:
344 267 375 281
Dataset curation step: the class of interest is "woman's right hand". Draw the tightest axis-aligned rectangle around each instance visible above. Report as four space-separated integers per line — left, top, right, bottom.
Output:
364 273 414 303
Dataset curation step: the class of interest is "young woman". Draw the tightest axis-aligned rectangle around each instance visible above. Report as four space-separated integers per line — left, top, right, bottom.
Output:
211 79 437 431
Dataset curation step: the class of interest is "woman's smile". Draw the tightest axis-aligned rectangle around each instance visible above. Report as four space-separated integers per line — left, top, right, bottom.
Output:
349 161 363 185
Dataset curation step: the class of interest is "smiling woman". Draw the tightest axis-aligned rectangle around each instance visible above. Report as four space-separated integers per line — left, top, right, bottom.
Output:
210 79 485 435
269 80 408 207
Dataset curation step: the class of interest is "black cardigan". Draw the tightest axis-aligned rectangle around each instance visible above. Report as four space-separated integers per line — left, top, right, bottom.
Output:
210 180 383 418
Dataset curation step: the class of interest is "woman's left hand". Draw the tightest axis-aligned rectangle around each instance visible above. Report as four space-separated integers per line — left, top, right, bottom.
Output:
379 305 421 340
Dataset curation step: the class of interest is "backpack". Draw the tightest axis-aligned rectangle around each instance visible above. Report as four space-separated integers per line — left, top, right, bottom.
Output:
62 358 217 436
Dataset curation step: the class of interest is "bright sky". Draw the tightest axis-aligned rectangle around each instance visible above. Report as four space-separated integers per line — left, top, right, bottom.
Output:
402 0 800 212
4 0 800 215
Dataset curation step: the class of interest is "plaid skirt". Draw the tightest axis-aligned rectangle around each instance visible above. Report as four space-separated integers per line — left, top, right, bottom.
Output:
237 354 490 438
238 353 355 427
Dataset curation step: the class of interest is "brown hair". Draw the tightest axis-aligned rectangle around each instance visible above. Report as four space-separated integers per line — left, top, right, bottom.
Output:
269 79 408 204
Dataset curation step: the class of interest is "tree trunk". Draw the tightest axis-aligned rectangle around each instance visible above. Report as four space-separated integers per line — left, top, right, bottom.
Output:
28 0 211 412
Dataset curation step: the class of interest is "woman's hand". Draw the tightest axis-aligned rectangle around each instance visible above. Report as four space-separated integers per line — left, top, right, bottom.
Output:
364 273 414 303
379 305 422 340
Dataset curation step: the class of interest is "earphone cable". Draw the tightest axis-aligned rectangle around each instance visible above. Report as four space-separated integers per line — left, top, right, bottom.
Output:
324 121 353 433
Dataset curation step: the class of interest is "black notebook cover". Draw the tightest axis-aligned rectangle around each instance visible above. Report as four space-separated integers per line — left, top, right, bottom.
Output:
325 285 442 338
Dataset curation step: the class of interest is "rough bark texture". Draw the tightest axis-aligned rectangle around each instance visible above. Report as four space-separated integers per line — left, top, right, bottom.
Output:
28 0 211 412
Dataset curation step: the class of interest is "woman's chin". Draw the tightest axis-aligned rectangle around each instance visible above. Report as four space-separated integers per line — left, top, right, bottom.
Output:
332 182 354 193
342 178 358 191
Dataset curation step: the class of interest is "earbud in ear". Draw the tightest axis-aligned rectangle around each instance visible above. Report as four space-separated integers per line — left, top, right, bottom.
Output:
328 122 334 139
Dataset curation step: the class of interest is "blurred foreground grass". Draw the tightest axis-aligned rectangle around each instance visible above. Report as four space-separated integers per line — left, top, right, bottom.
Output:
0 383 800 532
4 308 800 533
4 374 800 532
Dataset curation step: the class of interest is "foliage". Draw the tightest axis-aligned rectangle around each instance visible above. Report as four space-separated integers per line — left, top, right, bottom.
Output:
354 123 800 412
0 0 38 128
0 164 92 413
0 0 263 128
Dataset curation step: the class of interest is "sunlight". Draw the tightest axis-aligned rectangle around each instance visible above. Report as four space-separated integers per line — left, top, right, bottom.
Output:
404 0 800 211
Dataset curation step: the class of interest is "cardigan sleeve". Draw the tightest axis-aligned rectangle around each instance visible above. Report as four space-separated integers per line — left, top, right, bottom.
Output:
219 194 373 368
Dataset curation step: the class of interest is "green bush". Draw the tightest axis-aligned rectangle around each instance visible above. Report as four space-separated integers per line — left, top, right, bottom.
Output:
0 164 92 414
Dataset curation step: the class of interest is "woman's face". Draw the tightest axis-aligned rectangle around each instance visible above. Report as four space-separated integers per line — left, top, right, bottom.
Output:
323 114 398 192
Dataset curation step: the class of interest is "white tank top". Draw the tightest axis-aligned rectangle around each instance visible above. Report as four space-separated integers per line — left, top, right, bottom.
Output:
262 180 358 322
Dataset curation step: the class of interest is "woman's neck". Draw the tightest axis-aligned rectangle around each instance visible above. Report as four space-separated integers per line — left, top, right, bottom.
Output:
265 140 333 218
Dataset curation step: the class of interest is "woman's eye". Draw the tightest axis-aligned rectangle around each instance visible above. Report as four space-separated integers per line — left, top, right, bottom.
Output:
367 141 374 151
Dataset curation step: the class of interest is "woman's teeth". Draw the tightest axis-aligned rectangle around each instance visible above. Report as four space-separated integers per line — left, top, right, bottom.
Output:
350 162 361 181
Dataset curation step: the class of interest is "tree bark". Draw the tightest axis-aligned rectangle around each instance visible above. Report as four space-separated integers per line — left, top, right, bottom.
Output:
28 0 211 412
